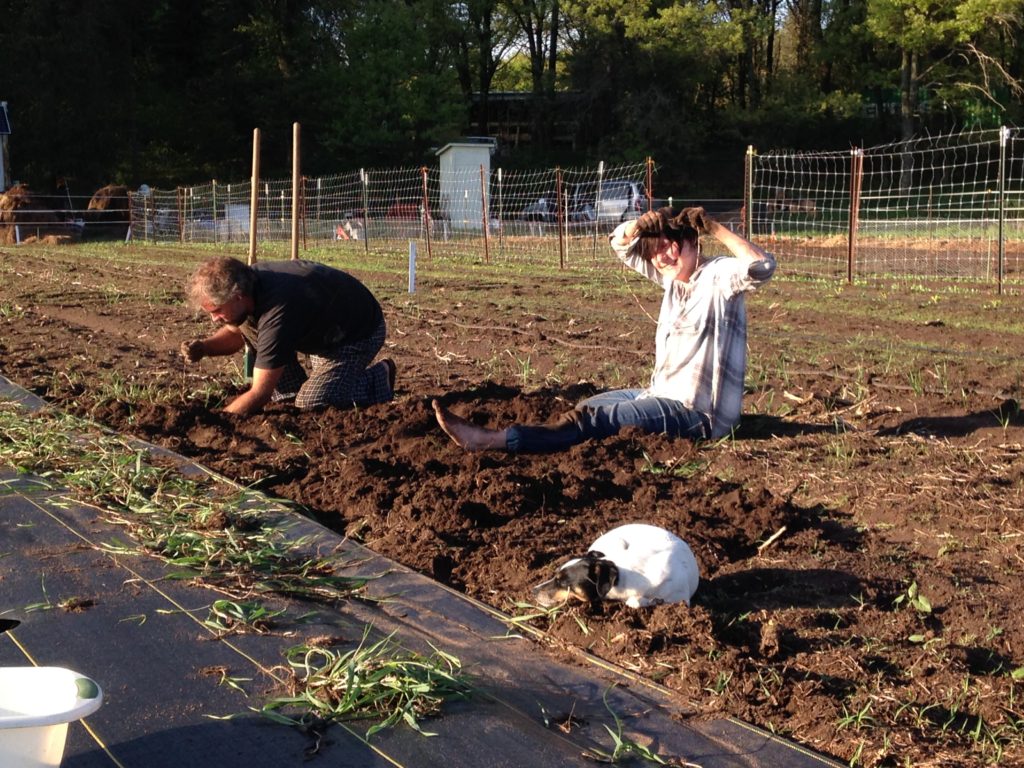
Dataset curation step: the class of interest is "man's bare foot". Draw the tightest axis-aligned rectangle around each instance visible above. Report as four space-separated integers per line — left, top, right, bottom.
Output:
432 399 507 451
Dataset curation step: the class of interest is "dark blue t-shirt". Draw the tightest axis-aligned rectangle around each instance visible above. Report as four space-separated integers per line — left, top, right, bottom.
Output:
239 260 383 369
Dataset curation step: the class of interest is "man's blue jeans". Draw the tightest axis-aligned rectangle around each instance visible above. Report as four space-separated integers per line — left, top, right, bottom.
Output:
505 389 710 454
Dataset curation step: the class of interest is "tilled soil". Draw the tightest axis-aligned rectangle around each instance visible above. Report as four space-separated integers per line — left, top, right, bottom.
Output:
1 245 1023 767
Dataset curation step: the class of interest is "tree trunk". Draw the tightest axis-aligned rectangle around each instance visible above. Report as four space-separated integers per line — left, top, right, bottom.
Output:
764 0 778 95
899 48 918 191
900 48 917 140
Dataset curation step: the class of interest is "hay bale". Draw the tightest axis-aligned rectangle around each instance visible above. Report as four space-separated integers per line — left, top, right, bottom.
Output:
20 234 75 245
85 184 130 239
87 184 128 212
0 184 64 245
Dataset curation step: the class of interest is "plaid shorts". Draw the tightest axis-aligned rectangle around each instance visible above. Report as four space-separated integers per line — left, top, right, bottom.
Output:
272 318 392 409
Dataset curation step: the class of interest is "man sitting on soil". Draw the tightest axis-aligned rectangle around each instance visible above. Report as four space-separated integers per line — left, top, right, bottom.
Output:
181 256 396 415
433 206 775 452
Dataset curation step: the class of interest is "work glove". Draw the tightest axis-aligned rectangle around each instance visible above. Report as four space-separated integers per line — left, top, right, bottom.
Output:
634 209 665 236
672 206 714 234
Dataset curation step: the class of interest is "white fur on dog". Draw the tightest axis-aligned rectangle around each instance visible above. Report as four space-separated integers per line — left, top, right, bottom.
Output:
590 523 700 608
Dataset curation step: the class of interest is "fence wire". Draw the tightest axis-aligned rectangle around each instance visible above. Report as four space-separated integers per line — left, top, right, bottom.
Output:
751 127 1024 289
127 160 658 269
37 126 1023 292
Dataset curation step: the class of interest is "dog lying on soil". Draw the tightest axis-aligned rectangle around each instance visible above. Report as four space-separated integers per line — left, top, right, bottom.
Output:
532 523 700 609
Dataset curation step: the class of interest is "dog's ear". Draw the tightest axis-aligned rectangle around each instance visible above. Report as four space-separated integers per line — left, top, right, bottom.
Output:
587 556 619 599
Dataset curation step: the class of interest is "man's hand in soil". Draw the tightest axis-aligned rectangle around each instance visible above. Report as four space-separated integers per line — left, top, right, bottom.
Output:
180 340 205 363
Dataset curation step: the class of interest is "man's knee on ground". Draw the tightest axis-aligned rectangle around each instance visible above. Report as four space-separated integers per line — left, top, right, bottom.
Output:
294 390 332 410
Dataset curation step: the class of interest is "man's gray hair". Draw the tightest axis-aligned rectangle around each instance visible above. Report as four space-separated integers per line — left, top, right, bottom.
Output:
188 257 255 308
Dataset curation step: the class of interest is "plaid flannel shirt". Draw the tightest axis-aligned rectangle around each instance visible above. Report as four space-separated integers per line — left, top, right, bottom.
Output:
610 227 776 438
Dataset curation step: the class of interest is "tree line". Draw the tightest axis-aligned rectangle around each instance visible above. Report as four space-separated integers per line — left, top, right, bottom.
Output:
1 0 1021 197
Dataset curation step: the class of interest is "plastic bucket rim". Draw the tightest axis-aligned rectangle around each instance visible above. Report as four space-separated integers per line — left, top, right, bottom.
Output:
0 667 103 729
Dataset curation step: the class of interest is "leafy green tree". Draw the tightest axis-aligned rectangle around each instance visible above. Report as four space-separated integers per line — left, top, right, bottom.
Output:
0 0 146 191
562 1 742 159
866 0 1024 137
317 0 465 166
447 0 518 136
504 0 564 148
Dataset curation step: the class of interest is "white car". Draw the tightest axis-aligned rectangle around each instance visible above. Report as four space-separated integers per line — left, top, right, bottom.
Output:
593 179 647 222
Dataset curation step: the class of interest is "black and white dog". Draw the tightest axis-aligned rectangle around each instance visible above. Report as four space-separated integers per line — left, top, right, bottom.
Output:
532 523 700 608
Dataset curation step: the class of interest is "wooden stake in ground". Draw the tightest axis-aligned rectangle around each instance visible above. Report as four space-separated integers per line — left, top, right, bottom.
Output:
248 128 260 266
291 122 300 261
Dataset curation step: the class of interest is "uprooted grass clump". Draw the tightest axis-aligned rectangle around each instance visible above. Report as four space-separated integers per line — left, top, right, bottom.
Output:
0 399 477 740
262 626 473 738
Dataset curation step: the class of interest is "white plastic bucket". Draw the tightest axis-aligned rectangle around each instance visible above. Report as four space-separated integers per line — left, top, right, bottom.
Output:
0 667 103 768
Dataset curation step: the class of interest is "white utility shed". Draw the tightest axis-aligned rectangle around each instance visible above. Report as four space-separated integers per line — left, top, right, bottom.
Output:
435 140 493 230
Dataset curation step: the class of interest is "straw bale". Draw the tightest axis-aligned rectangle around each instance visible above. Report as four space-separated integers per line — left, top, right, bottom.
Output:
87 184 128 212
0 184 64 245
86 184 130 239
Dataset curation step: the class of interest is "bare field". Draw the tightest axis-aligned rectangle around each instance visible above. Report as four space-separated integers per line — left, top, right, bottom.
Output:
1 241 1023 766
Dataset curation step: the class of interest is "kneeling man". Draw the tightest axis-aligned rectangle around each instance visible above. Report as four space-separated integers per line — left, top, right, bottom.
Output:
181 257 395 415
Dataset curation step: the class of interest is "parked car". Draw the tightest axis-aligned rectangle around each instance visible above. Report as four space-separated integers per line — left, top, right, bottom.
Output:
593 179 648 222
386 201 431 221
569 181 647 224
518 195 596 223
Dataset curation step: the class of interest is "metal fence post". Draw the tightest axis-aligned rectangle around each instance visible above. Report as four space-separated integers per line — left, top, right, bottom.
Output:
300 175 308 252
998 126 1009 295
594 160 604 258
140 193 147 242
645 156 654 210
497 167 504 256
176 187 185 243
263 182 270 247
211 180 218 244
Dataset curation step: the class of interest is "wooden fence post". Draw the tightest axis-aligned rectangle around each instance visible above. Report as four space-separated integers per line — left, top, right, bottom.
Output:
479 164 490 264
998 126 1009 295
248 129 260 264
555 166 565 269
291 122 300 260
421 166 433 261
744 146 754 238
848 148 864 284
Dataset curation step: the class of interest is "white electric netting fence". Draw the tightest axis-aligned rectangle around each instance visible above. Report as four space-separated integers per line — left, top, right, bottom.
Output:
120 126 1024 289
750 127 1024 286
127 160 658 268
